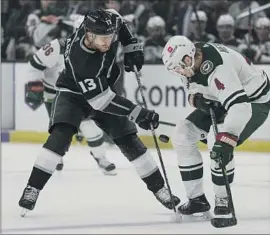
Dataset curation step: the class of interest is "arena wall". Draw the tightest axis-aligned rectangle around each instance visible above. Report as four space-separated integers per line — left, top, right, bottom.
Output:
1 63 270 152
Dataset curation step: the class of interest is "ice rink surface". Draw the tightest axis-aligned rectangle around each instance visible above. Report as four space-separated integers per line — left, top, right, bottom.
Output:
1 143 270 234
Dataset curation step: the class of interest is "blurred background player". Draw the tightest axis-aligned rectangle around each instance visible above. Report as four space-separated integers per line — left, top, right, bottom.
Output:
144 15 169 64
26 0 67 49
215 14 247 53
25 14 116 175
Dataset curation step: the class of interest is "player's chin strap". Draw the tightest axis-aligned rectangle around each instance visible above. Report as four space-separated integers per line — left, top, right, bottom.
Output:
133 65 178 215
209 108 237 228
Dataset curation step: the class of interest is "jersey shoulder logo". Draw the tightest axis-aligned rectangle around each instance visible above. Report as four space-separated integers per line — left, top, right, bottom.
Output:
214 78 225 90
200 60 214 75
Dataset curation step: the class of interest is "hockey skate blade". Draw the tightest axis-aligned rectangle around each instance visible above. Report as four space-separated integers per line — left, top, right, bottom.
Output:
211 217 237 228
182 211 213 222
20 208 28 217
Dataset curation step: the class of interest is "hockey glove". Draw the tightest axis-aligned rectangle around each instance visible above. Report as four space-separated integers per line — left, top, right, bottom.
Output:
210 132 238 166
129 105 159 130
188 93 222 113
123 38 144 72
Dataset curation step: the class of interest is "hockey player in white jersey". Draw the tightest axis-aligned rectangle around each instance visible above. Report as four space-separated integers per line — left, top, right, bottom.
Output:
26 37 117 175
162 36 270 226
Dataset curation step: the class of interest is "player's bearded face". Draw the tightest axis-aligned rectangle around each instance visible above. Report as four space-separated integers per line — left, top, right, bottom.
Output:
172 55 195 77
86 32 114 52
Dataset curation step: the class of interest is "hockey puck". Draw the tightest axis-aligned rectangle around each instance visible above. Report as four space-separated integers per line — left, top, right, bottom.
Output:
159 134 170 143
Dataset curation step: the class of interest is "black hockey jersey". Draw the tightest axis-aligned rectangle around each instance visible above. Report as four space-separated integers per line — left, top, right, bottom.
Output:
56 10 138 116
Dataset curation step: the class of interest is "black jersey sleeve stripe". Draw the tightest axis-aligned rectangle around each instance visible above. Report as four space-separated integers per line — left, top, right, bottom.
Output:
226 94 250 110
249 79 267 98
29 55 46 71
222 89 247 110
249 78 270 102
100 93 135 116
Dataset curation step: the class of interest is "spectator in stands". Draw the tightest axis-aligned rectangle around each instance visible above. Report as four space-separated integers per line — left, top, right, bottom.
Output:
188 10 216 43
144 15 169 64
229 0 266 39
3 0 36 60
243 17 270 63
166 0 196 37
198 0 229 38
215 14 247 53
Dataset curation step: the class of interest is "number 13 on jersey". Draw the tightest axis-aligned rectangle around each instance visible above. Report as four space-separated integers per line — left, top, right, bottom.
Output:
78 79 97 93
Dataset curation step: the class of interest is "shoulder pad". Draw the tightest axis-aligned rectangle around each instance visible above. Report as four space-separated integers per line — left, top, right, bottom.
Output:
35 39 61 68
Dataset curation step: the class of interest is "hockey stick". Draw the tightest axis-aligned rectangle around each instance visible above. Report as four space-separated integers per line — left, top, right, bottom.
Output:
236 2 270 20
133 66 178 215
247 1 252 51
159 121 176 127
209 108 237 228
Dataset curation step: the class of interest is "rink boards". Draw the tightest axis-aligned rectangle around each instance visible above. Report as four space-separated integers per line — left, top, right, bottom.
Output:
1 131 270 152
1 63 270 152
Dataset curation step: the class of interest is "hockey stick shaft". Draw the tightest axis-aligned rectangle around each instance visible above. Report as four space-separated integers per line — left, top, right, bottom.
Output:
133 66 177 213
209 108 236 219
159 121 176 127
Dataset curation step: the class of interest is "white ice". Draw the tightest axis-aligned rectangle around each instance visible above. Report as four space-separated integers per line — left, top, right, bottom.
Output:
1 143 270 234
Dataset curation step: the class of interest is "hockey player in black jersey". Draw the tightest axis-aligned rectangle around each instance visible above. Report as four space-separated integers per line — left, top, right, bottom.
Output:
19 9 180 216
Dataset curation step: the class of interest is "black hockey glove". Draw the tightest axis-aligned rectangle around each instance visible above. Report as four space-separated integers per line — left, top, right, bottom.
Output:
188 93 225 113
210 132 238 166
129 105 159 130
123 38 144 72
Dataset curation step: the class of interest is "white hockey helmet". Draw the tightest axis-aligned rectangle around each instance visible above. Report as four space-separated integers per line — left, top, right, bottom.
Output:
217 14 235 27
147 15 166 28
162 35 196 77
146 15 166 37
255 17 270 29
190 11 208 22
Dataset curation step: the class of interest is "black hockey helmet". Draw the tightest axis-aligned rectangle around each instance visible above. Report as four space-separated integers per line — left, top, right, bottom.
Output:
83 9 115 35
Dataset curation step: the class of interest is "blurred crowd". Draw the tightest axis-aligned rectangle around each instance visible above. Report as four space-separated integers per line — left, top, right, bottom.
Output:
1 0 270 64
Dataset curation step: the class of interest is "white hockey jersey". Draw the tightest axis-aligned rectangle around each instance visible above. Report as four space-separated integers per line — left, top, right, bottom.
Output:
27 38 64 100
187 42 270 137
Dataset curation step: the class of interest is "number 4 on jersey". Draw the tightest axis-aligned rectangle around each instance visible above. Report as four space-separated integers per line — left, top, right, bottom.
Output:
78 79 97 93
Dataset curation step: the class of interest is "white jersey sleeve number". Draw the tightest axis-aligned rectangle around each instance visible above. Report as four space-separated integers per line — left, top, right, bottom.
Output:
35 39 61 68
78 79 97 93
209 65 249 110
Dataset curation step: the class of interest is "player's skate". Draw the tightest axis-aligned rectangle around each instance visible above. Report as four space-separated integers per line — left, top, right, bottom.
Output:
154 186 180 210
178 194 212 221
211 196 237 228
91 152 117 175
18 185 40 217
56 158 64 171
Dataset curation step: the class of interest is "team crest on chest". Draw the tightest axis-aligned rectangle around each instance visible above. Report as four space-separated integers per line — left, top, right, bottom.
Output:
200 60 214 75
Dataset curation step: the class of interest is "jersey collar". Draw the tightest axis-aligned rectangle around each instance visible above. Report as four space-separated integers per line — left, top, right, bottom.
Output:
80 35 96 54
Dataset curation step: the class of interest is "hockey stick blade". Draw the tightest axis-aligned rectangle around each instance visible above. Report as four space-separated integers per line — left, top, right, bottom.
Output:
211 217 237 228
